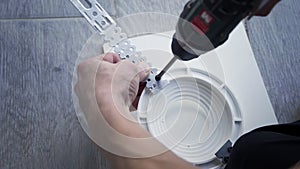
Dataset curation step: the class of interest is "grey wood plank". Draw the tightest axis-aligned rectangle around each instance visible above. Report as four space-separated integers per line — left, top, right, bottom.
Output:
0 18 109 169
246 0 300 123
115 0 189 17
0 0 115 19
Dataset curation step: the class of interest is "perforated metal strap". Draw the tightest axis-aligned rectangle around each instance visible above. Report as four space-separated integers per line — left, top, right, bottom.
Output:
70 0 116 34
70 0 165 94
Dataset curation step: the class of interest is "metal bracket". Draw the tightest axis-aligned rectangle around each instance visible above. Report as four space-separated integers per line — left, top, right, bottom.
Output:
146 69 170 94
113 40 145 63
215 140 233 164
70 0 116 34
70 0 165 94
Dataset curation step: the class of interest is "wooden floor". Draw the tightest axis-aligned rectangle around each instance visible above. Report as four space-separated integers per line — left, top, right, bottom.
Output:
1 0 299 168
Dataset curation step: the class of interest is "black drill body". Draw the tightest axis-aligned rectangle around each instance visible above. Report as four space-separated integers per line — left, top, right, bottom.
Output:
172 0 263 61
155 0 265 81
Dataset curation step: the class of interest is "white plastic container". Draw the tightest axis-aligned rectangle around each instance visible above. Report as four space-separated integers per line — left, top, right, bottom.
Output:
120 23 278 168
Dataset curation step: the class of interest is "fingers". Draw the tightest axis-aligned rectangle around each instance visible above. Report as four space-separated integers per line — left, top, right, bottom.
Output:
136 62 151 82
115 60 150 82
79 53 150 83
101 53 121 63
132 82 147 109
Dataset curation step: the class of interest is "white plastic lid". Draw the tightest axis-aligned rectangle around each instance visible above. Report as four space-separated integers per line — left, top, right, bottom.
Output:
137 68 242 165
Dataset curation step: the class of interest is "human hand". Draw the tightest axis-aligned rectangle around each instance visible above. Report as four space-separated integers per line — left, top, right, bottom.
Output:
75 53 150 122
74 53 198 169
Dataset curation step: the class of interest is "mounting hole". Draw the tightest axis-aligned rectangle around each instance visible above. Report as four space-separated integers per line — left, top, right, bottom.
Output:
101 21 106 25
92 11 98 16
126 55 129 58
147 79 151 82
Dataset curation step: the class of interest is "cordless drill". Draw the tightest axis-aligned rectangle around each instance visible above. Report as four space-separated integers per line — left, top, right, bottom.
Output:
155 0 272 81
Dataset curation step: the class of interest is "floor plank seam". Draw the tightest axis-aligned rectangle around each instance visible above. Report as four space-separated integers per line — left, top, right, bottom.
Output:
0 16 87 21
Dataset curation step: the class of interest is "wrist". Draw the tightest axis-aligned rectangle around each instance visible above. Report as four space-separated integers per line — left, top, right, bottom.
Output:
111 151 198 169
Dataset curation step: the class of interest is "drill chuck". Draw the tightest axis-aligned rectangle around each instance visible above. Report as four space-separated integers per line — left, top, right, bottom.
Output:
171 36 199 61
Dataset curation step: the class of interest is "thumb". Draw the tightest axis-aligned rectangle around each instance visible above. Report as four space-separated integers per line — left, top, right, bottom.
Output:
137 62 151 82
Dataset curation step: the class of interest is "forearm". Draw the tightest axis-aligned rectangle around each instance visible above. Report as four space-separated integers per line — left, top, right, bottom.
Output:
104 131 199 169
107 146 198 169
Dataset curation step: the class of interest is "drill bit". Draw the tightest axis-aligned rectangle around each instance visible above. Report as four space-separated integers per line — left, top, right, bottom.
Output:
155 57 177 81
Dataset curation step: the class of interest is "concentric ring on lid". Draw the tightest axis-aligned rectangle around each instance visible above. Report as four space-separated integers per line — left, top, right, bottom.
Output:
137 68 242 165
